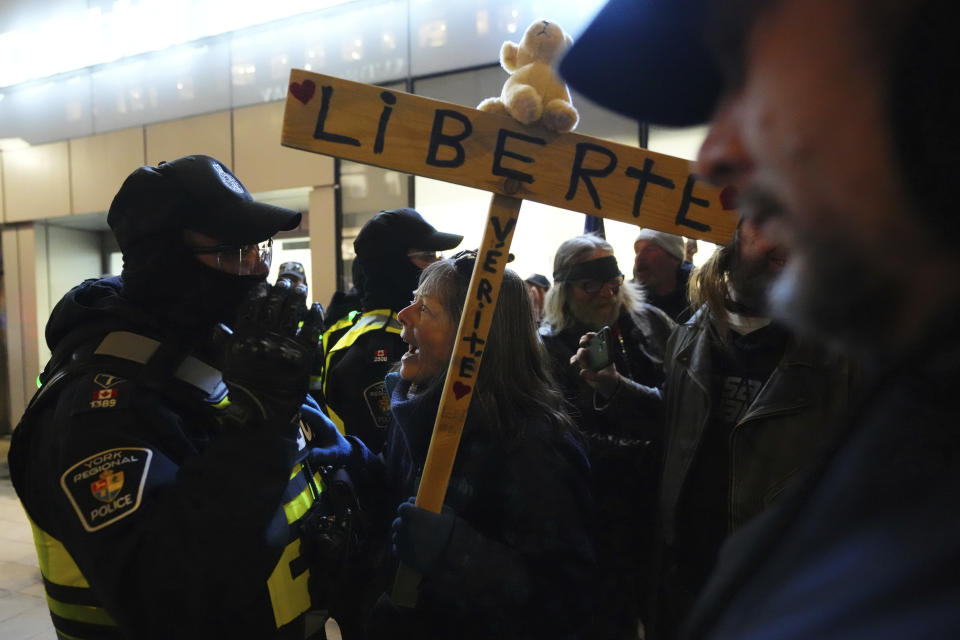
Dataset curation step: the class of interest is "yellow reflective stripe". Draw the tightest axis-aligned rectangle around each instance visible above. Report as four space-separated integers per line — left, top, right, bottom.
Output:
326 405 346 435
267 538 311 627
328 309 398 355
321 316 358 352
27 517 118 628
318 314 362 400
45 594 117 627
27 516 89 589
321 309 400 400
283 470 323 524
268 464 324 626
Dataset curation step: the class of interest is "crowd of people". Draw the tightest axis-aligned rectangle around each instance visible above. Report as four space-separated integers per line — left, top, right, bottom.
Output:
6 0 959 638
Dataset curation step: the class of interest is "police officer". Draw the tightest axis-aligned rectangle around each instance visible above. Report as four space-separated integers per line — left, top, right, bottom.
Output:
278 260 315 322
278 260 309 289
8 155 343 639
315 208 462 452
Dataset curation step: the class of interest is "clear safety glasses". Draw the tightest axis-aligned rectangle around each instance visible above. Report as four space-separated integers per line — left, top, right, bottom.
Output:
191 238 273 276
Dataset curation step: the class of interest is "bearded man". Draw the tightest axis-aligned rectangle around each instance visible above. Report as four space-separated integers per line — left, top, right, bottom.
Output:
540 233 674 639
573 219 856 638
561 0 960 637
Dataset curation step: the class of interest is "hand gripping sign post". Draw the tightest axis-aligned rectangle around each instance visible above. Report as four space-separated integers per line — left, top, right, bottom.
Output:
282 70 737 605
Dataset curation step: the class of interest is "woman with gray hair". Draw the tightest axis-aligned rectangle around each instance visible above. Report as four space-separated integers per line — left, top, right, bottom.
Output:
312 251 595 639
540 233 674 639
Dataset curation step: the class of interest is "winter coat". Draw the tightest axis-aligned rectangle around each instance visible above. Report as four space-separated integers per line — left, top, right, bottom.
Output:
358 374 596 640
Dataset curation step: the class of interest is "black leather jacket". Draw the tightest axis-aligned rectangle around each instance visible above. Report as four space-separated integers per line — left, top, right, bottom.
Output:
540 304 674 638
659 316 855 541
647 311 856 639
539 304 675 439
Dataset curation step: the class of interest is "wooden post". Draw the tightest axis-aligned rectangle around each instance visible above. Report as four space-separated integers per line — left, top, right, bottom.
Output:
393 192 522 606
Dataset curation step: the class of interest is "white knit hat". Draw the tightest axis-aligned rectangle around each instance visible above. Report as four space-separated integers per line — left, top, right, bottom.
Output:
634 228 684 261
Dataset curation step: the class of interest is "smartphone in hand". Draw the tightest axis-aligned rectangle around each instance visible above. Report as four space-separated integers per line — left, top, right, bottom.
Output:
584 326 614 371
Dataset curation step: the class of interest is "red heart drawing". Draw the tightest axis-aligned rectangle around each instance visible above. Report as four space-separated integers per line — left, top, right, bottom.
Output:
289 79 316 105
453 381 472 400
719 185 739 210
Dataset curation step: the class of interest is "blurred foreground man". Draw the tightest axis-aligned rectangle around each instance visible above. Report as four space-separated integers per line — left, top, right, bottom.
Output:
562 0 960 638
8 156 343 639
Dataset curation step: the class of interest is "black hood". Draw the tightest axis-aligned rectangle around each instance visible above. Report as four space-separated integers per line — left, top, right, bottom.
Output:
45 277 160 356
355 252 421 312
44 274 237 364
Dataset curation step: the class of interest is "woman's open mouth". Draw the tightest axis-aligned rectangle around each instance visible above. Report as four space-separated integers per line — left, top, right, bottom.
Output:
401 341 419 360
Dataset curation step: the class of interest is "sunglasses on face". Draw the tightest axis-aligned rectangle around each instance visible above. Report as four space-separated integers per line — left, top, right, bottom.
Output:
573 275 624 296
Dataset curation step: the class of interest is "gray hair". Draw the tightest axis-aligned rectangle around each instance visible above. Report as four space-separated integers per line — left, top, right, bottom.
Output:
416 256 577 440
542 233 645 331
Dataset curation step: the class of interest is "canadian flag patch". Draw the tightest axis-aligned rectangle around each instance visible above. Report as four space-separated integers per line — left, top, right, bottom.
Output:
93 388 119 401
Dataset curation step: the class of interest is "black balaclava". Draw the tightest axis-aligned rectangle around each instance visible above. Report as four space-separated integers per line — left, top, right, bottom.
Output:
351 208 462 312
120 230 266 343
355 251 421 312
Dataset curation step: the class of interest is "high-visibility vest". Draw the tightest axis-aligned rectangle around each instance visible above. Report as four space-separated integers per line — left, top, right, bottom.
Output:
317 309 401 433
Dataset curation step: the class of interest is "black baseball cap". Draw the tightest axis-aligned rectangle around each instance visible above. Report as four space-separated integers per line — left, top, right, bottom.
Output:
354 208 463 259
108 155 301 253
559 0 722 127
525 274 551 291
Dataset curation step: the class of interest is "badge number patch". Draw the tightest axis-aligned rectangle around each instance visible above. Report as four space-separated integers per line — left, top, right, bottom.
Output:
60 447 153 532
76 373 129 412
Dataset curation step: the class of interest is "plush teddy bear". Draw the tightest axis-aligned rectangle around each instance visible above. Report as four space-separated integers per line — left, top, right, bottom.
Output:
478 19 579 133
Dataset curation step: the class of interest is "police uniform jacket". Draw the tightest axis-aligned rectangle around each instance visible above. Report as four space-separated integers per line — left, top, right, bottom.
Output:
9 277 336 640
315 308 404 453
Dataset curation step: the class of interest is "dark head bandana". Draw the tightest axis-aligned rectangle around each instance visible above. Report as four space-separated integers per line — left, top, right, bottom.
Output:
554 255 623 283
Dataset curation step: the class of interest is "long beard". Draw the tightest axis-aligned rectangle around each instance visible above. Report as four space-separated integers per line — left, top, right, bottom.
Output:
568 296 620 331
727 254 776 315
768 235 896 351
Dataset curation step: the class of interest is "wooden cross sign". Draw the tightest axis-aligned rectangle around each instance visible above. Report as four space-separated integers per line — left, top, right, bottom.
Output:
281 70 737 605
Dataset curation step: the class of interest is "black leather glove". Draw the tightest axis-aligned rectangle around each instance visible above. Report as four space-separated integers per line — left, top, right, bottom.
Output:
221 279 324 432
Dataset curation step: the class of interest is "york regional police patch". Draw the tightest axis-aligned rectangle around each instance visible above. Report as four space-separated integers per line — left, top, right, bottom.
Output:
363 381 391 428
60 448 153 532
